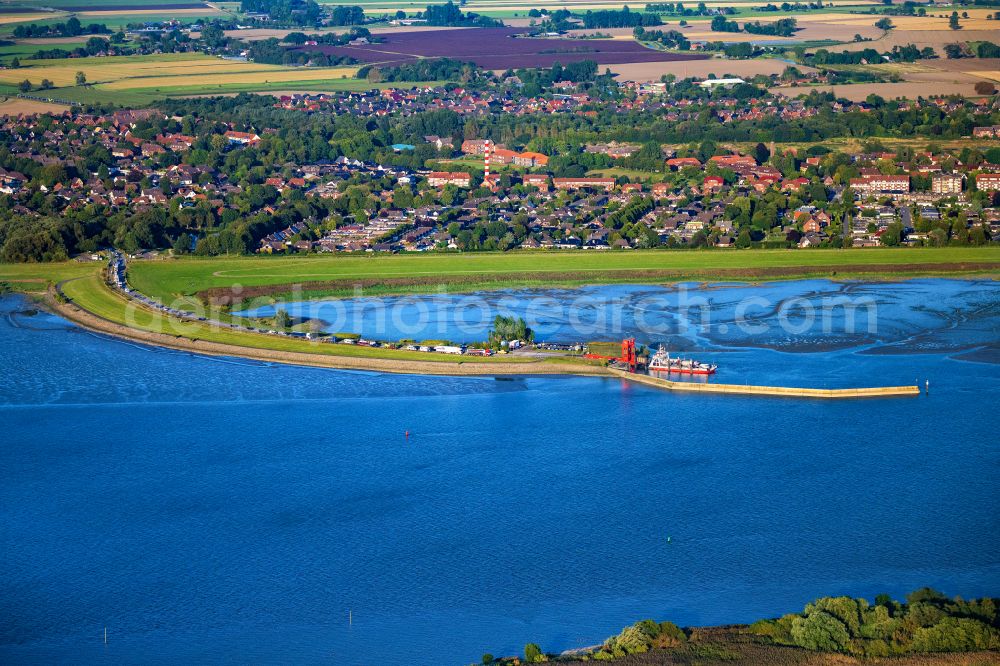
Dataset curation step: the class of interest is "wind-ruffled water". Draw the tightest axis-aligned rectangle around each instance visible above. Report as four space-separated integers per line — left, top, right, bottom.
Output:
2 279 999 665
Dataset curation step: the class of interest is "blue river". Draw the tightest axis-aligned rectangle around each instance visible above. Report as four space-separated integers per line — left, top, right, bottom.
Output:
2 279 999 665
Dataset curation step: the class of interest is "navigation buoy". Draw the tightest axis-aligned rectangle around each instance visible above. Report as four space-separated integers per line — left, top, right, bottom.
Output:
667 536 672 544
405 430 410 439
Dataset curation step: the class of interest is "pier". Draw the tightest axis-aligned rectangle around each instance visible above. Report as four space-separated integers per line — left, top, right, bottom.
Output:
611 369 921 399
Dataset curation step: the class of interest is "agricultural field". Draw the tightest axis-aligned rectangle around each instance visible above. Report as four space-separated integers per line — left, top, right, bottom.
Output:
294 27 708 70
0 52 363 105
13 0 213 8
0 95 69 115
341 0 882 17
773 56 1000 101
607 58 812 84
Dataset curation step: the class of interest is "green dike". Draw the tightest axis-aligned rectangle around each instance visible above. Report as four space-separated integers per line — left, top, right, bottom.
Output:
0 261 101 291
58 274 539 364
127 247 1000 304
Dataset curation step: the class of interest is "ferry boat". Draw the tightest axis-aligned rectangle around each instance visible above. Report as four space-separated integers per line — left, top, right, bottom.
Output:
648 346 717 375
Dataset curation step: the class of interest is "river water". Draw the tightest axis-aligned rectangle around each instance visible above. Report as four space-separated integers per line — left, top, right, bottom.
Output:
2 279 999 664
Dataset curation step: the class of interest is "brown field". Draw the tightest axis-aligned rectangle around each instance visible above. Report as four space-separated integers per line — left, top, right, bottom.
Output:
17 35 106 45
460 0 882 7
100 65 357 90
771 81 985 100
0 53 357 94
839 28 1000 52
0 55 287 87
76 7 222 15
213 25 468 41
569 18 884 44
607 58 815 82
0 12 54 24
0 97 68 116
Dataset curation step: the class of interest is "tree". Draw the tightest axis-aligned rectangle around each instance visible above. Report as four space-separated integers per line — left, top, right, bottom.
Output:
18 79 31 92
791 611 850 652
974 81 997 95
943 43 965 59
172 233 193 255
949 11 960 29
75 71 86 86
874 17 894 30
481 654 494 665
40 79 53 90
881 221 903 246
736 228 752 248
753 142 770 165
9 57 19 68
275 308 292 329
524 643 545 663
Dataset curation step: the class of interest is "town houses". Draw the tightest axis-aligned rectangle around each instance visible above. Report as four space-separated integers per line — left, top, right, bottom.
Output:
0 86 996 261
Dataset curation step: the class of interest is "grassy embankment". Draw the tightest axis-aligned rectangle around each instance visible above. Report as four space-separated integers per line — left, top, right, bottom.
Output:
55 272 556 365
126 246 1000 308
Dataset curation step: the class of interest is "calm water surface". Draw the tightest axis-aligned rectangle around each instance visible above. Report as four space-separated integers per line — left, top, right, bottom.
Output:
2 279 999 665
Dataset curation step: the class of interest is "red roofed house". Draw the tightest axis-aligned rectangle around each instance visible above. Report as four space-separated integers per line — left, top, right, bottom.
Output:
224 131 261 146
461 139 491 155
976 173 1000 192
849 174 910 195
666 157 701 170
709 154 757 169
490 148 519 165
703 175 725 193
522 174 550 191
513 152 549 168
427 172 472 188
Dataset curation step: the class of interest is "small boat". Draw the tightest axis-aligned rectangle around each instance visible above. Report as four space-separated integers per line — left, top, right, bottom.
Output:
648 345 717 376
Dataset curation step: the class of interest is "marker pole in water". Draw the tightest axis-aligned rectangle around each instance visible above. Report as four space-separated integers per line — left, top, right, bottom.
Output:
349 610 352 626
104 627 107 645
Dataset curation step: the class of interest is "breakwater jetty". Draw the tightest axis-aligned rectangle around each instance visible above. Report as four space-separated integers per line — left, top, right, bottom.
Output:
611 369 921 399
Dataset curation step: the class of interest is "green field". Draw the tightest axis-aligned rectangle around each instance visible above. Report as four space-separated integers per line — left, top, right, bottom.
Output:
125 247 1000 305
0 51 377 105
0 259 101 291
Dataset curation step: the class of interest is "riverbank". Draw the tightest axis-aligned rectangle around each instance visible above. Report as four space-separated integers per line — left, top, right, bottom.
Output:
45 287 612 377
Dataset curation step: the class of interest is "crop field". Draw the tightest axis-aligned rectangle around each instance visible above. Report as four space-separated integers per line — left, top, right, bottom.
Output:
346 0 881 15
123 248 1000 305
0 53 362 103
0 96 69 115
607 58 808 83
0 12 52 24
294 27 708 70
14 0 212 8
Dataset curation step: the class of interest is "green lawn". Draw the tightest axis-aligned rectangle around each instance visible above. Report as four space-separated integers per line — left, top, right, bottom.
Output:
0 260 101 291
126 247 1000 304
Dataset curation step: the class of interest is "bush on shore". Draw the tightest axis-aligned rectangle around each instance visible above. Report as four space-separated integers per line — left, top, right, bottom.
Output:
751 588 999 656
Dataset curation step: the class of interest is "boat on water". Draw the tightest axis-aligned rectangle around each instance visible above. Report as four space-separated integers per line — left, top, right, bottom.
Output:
648 345 717 376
